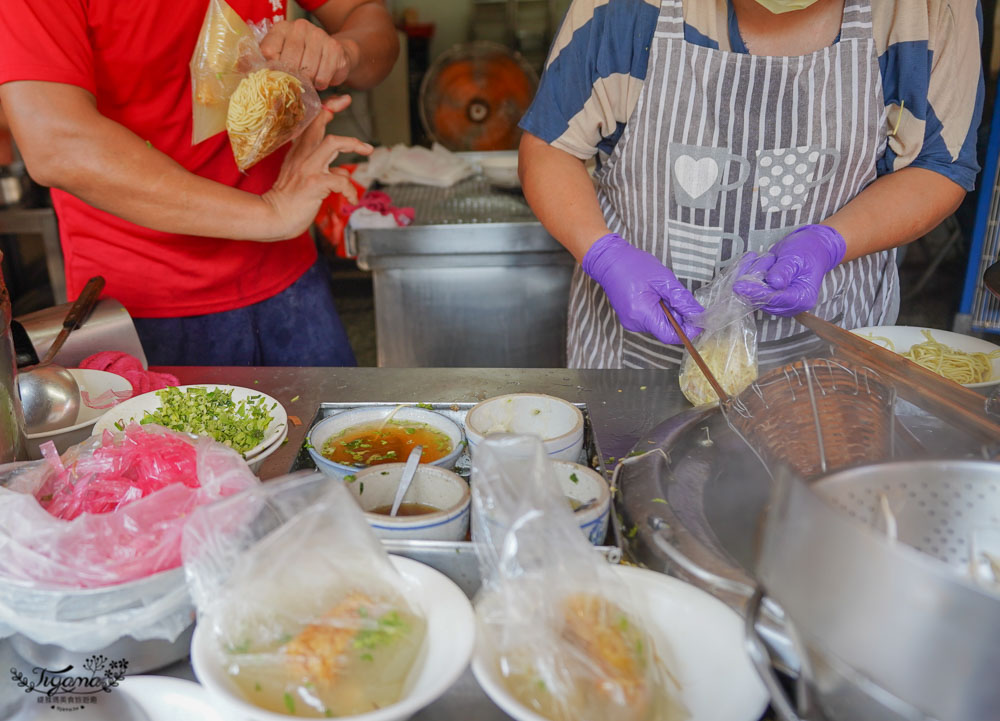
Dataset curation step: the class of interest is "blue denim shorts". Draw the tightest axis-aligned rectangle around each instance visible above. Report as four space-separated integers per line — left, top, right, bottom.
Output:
133 260 357 367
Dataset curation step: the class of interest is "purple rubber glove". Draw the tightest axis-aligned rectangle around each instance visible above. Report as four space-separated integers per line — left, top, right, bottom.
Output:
732 224 846 316
582 233 705 344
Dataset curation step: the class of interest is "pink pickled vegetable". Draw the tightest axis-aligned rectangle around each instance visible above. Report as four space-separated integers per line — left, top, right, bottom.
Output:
37 424 200 520
0 423 259 588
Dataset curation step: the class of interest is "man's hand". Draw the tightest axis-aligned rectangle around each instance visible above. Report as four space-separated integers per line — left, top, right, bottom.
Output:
260 18 357 90
260 95 372 240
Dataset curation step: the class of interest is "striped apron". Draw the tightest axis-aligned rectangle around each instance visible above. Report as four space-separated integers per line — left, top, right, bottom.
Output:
567 0 898 369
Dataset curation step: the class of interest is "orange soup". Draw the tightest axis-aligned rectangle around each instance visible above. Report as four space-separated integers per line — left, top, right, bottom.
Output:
321 420 452 467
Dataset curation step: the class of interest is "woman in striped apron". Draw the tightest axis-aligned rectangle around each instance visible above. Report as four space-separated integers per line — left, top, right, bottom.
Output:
519 0 982 369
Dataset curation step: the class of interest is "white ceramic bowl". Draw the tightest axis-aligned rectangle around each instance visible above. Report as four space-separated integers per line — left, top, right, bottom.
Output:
550 460 611 545
464 394 584 462
307 407 465 481
471 565 769 721
348 463 471 542
191 555 475 721
91 384 287 458
24 369 133 460
851 325 1000 389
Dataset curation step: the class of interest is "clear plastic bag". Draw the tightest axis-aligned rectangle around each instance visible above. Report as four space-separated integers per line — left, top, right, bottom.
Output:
0 424 258 650
189 0 321 170
182 472 428 717
471 435 686 721
678 255 764 406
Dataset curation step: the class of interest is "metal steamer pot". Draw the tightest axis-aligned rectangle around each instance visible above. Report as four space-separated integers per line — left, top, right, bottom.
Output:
0 264 26 462
752 460 1000 721
617 399 1000 720
0 567 193 675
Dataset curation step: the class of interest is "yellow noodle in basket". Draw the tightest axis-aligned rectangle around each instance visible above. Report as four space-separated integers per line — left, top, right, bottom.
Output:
227 68 305 171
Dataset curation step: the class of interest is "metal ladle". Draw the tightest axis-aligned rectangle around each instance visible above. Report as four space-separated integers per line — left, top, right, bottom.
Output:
17 276 105 434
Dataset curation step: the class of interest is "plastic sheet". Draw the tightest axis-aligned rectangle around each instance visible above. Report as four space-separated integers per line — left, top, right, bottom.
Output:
470 435 686 721
0 425 258 650
189 0 320 169
182 472 428 717
679 256 765 406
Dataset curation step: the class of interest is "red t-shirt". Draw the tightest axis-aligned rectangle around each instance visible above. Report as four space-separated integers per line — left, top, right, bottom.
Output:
0 0 326 317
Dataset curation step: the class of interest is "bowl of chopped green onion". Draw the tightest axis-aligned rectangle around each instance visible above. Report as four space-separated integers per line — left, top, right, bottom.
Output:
91 385 286 458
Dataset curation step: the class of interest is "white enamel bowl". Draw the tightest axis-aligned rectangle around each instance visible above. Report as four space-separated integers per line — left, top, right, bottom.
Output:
191 556 475 721
471 565 769 721
348 463 471 542
550 460 611 545
464 394 584 462
306 406 464 481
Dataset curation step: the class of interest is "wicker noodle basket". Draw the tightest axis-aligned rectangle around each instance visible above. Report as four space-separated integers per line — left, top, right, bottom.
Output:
725 358 896 480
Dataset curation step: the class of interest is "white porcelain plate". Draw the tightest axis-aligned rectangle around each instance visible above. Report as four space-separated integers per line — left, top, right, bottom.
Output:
24 369 133 440
91 384 287 458
851 325 1000 389
8 675 225 721
472 565 769 721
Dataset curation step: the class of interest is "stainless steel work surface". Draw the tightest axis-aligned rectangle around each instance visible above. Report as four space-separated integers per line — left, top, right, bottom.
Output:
165 366 685 484
158 366 688 720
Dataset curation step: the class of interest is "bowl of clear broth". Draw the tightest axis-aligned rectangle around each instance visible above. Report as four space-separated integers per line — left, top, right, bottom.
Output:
307 406 465 481
348 463 471 542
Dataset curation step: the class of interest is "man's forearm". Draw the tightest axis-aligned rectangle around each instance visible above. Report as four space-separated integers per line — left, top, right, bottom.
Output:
2 81 280 241
823 166 966 263
314 1 398 89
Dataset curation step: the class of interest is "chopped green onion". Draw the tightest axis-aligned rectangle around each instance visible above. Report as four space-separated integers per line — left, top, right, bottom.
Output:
138 386 274 455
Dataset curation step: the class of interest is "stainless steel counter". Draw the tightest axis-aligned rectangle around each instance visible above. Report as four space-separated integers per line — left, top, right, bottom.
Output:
155 366 687 720
349 176 575 368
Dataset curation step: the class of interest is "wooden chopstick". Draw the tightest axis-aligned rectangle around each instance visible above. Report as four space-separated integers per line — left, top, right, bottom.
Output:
795 312 1000 444
660 301 729 402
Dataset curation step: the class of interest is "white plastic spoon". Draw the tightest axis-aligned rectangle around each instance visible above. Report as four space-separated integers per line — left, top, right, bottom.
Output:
390 444 424 517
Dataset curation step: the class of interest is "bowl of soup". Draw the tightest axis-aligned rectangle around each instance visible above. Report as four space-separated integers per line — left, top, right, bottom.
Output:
307 407 464 481
347 463 471 542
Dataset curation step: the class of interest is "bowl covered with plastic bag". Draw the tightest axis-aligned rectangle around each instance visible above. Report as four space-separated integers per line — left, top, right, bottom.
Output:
467 434 768 721
0 424 259 673
184 472 475 720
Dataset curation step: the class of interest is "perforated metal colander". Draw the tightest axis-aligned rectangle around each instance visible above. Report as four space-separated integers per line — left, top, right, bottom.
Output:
813 460 1000 571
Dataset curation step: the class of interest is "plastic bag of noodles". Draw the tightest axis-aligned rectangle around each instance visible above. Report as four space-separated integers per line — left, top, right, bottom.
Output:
182 472 427 717
190 0 321 169
470 435 687 721
678 254 766 406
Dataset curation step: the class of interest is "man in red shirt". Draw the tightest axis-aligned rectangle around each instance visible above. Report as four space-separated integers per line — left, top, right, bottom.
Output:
0 0 398 366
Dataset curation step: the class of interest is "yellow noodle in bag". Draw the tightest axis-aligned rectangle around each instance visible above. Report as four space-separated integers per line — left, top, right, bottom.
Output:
679 323 758 406
678 255 762 406
227 69 307 171
189 0 258 144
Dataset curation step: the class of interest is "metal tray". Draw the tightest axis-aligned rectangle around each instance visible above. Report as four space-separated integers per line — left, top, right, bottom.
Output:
291 401 624 596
